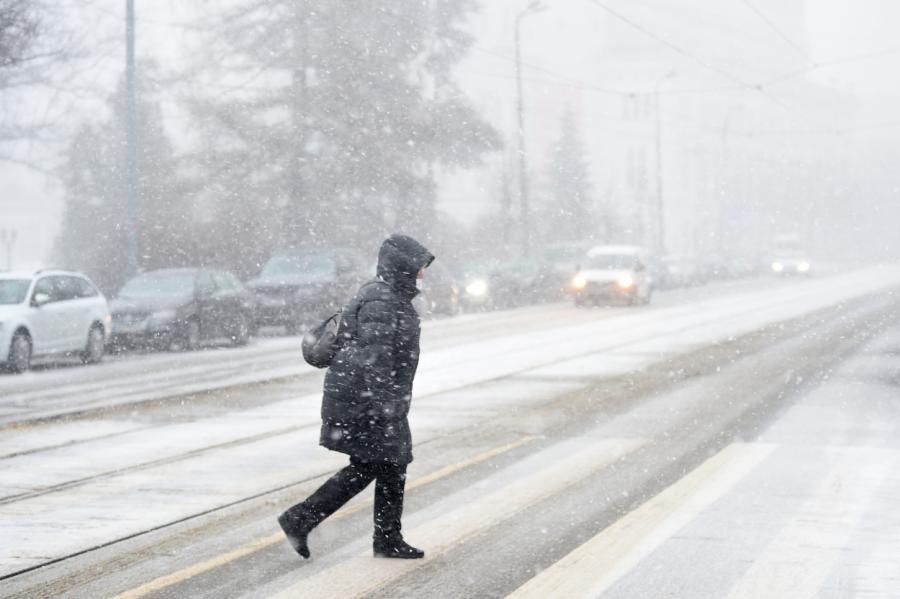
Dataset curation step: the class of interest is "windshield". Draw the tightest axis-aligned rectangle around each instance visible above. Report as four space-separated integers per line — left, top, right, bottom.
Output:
119 272 194 299
544 246 587 264
773 241 804 256
262 253 336 277
586 254 638 270
0 279 30 305
460 259 501 278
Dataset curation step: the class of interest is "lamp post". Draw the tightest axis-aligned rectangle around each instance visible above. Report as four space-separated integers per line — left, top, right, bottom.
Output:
514 0 545 257
654 69 675 257
125 0 138 277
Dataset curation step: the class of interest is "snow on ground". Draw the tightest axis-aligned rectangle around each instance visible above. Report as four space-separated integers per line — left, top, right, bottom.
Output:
0 266 899 576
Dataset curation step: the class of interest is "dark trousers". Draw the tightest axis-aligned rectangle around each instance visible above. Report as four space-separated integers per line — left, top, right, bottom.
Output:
285 456 407 539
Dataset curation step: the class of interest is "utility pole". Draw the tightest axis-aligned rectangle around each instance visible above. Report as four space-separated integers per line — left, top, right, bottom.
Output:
287 0 309 246
514 1 544 257
0 228 16 270
654 70 675 257
125 0 138 276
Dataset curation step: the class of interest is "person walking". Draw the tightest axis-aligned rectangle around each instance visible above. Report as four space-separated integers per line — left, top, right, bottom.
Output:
278 234 434 560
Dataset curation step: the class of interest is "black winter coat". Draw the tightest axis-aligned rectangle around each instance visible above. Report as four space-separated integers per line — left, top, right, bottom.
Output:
319 235 434 465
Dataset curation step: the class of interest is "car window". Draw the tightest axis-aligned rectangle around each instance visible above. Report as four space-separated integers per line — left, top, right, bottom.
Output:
197 271 217 296
53 276 82 302
74 277 100 298
212 272 235 292
33 277 61 303
226 273 244 290
262 252 336 277
0 279 31 305
587 254 639 270
119 272 195 298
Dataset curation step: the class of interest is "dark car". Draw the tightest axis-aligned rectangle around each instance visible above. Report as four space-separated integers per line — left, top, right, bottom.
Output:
109 268 256 351
459 257 556 311
247 248 366 334
417 260 461 317
543 241 594 297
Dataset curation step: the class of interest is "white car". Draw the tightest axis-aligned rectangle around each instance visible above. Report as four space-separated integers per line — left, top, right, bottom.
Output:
571 245 654 306
0 269 111 373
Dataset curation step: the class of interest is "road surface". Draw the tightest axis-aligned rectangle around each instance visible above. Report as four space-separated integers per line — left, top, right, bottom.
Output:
2 266 899 598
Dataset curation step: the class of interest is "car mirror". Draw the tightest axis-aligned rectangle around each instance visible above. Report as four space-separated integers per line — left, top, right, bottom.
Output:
33 292 51 307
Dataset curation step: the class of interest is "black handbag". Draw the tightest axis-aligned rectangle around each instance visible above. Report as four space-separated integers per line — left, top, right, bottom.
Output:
301 310 343 368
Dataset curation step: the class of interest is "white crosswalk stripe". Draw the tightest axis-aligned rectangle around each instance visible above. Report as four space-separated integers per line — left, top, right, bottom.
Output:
506 442 776 599
724 447 894 599
265 437 646 599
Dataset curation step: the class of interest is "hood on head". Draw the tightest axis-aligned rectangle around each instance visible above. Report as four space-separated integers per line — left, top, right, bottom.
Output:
377 234 434 296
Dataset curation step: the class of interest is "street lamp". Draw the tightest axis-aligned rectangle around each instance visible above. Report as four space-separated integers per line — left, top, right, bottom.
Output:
514 0 545 257
654 69 675 257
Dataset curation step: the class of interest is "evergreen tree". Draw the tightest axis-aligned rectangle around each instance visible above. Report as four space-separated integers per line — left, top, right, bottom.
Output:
186 0 499 258
55 66 191 293
547 108 596 241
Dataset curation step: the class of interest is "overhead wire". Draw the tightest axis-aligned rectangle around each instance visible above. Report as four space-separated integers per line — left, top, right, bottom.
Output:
738 0 811 61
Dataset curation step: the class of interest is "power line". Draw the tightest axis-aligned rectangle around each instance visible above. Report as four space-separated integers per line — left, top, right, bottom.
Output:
762 46 900 87
584 0 760 92
738 0 810 61
583 0 816 116
471 45 629 96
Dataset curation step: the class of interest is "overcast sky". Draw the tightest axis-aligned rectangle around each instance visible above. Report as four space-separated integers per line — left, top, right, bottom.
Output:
2 0 899 269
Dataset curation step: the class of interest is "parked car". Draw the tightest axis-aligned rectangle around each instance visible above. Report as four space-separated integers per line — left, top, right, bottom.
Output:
0 269 111 373
418 260 461 317
769 234 812 276
457 259 500 311
571 245 654 306
247 247 367 333
458 257 556 311
109 268 256 351
543 241 595 297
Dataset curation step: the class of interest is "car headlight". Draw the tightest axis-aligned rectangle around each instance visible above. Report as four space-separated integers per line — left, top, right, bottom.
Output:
617 275 635 289
771 262 784 272
465 279 488 297
572 275 587 290
797 261 810 272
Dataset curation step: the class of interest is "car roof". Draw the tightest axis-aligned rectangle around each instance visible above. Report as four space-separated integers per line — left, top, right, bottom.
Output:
0 269 88 280
133 268 200 276
587 245 644 257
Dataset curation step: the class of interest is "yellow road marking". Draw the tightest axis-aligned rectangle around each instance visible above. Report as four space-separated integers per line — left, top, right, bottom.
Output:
113 435 540 599
271 437 646 599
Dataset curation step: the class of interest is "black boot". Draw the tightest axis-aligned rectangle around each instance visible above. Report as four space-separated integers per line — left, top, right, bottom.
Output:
373 535 424 559
278 511 313 559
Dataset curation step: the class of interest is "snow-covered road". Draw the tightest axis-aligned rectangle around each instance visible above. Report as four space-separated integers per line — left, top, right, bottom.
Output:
2 266 900 598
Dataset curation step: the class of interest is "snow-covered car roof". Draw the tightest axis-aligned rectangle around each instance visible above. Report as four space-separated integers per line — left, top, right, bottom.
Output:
0 269 78 279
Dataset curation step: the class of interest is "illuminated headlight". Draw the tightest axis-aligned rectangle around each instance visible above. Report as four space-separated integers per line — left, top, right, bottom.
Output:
771 262 784 273
617 275 635 289
572 275 587 290
465 279 488 297
797 261 810 273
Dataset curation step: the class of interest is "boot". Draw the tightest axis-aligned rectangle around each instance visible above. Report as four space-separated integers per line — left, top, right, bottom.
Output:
278 511 313 559
373 535 425 559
